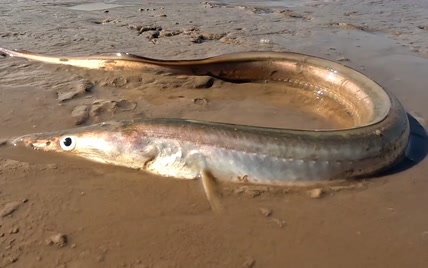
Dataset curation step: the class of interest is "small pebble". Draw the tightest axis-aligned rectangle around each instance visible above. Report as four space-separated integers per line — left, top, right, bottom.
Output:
97 255 105 262
193 98 209 105
307 188 323 199
337 56 350 61
46 163 58 170
46 233 68 248
0 201 21 218
260 38 273 44
271 218 286 228
242 257 256 268
259 208 272 217
9 256 18 263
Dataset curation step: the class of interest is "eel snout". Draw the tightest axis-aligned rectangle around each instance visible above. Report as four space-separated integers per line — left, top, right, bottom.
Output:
5 135 48 150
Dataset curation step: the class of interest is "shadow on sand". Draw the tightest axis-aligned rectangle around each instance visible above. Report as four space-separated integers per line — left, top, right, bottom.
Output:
381 113 428 176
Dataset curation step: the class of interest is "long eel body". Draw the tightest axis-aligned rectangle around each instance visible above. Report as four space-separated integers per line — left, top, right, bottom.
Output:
0 48 409 189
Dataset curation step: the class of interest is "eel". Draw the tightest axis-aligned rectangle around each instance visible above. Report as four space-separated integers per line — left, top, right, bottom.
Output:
0 48 410 211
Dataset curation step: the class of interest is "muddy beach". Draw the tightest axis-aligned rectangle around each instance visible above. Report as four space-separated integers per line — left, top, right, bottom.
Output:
0 0 428 267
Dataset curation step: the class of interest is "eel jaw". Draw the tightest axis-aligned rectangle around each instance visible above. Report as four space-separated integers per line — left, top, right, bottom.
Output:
11 135 57 151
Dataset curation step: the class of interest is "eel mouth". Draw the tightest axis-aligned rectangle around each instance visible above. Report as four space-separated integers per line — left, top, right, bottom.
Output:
9 135 55 151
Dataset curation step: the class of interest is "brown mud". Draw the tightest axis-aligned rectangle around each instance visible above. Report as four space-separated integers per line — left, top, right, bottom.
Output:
0 1 428 267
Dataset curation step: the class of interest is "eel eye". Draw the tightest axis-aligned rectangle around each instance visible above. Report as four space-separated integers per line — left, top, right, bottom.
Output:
60 136 76 151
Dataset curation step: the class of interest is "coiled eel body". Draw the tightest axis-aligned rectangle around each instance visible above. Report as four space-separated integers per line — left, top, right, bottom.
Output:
0 48 410 186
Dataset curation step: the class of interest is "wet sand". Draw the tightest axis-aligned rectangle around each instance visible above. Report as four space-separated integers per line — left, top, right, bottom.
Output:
1 0 428 267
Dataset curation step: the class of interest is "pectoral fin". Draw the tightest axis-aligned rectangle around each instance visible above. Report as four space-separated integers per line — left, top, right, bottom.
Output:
201 170 223 213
